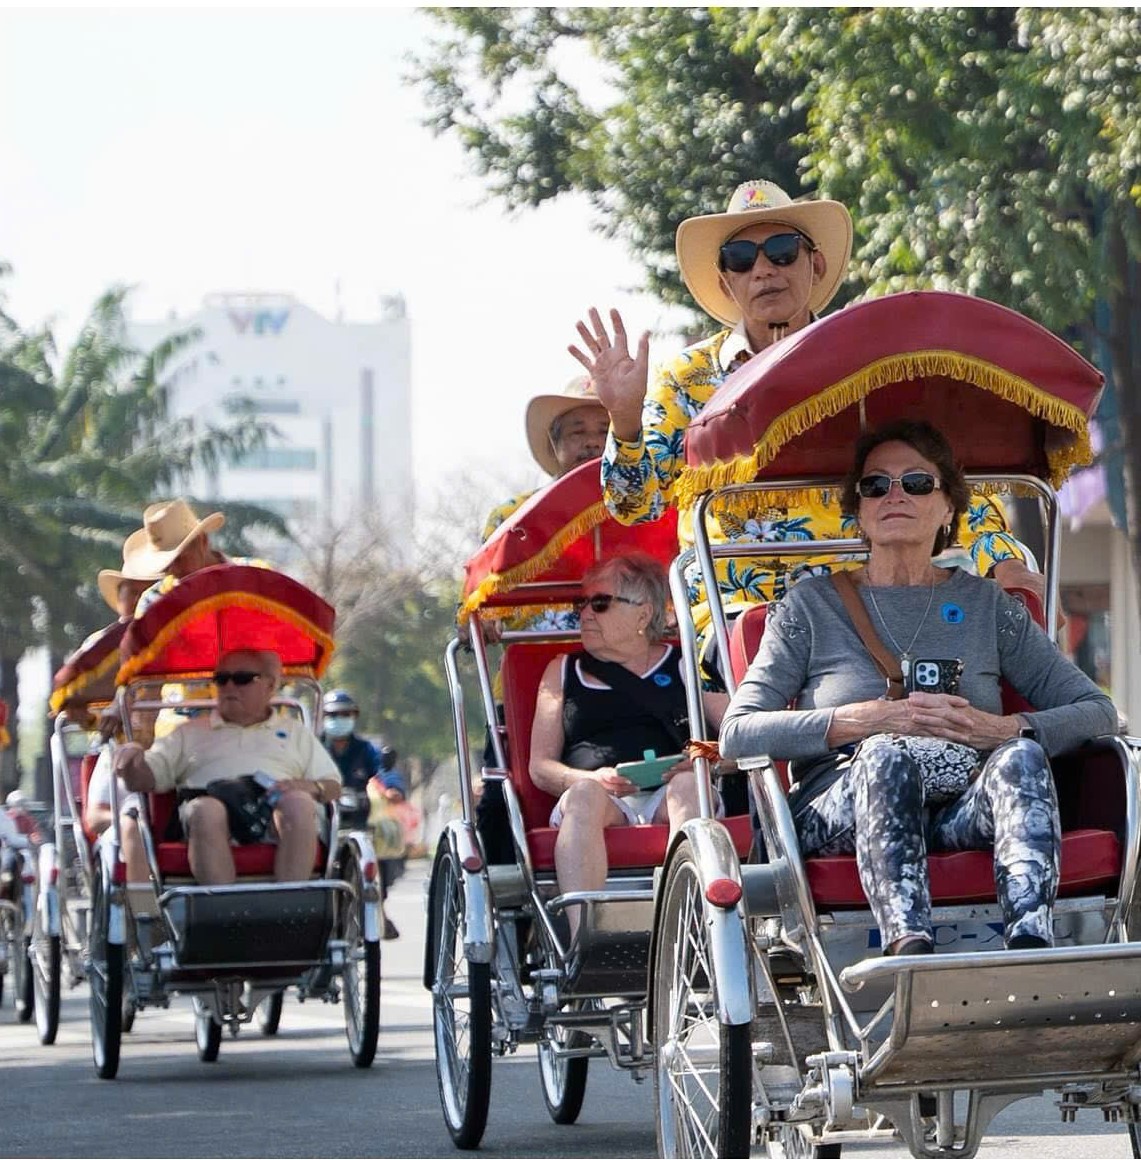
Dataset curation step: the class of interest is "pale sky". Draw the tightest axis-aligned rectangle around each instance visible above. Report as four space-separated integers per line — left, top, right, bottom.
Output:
0 7 688 503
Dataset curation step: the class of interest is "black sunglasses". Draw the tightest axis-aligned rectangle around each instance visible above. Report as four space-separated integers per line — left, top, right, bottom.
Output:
213 670 263 687
718 232 815 273
857 471 942 499
572 593 642 614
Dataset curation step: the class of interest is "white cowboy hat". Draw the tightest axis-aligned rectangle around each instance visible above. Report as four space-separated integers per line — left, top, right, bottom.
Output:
114 498 225 580
675 178 854 326
524 376 608 477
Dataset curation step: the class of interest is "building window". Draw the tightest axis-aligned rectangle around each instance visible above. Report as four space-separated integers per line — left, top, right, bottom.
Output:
223 394 301 415
234 447 318 471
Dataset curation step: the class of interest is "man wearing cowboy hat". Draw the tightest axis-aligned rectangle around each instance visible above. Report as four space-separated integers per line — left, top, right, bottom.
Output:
570 178 1038 686
123 498 230 617
481 376 610 540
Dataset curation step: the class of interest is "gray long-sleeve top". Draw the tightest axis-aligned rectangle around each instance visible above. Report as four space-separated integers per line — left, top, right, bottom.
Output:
719 569 1119 809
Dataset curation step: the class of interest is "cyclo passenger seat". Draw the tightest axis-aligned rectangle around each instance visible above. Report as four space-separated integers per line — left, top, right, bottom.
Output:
499 641 754 871
727 589 1123 907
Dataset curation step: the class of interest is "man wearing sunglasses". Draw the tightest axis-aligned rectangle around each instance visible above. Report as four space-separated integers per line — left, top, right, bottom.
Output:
114 649 342 885
570 178 1039 687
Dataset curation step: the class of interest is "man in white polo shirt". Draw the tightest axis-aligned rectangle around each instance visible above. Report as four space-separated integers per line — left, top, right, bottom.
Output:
114 648 341 885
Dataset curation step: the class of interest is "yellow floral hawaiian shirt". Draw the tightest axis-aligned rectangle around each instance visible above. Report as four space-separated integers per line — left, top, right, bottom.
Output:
602 328 1027 666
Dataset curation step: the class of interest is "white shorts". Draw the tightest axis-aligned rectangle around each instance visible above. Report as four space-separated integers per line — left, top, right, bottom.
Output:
549 784 724 828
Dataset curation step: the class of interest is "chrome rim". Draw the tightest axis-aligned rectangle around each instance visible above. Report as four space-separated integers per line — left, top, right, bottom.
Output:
433 859 472 1129
658 860 727 1158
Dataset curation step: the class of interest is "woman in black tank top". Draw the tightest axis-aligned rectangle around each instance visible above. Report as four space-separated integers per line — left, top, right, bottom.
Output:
528 553 729 942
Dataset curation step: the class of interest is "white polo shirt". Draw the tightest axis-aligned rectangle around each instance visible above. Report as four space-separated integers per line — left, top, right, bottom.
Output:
145 711 341 793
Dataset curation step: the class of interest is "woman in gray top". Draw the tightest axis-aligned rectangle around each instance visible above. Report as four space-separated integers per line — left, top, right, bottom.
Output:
719 420 1118 956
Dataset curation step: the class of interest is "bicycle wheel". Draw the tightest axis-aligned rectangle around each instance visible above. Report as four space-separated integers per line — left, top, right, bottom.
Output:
431 847 492 1149
32 917 61 1045
194 998 222 1062
88 870 123 1079
340 845 380 1068
655 841 753 1159
538 1015 589 1125
14 931 33 1024
256 991 283 1035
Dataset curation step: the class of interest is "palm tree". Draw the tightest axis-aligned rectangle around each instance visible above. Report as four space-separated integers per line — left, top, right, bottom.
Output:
0 276 285 792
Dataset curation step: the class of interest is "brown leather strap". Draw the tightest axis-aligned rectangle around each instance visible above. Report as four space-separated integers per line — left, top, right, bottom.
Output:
830 572 905 701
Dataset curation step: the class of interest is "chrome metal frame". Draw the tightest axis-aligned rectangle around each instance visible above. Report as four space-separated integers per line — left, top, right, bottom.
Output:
656 467 1141 1157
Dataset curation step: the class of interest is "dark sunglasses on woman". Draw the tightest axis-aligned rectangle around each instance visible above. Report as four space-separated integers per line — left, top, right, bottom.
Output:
572 593 641 614
213 670 263 687
857 471 942 499
718 232 816 273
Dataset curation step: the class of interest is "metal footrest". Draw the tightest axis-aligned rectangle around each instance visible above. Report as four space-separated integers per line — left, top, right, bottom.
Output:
160 880 349 970
840 943 1141 1088
547 890 654 997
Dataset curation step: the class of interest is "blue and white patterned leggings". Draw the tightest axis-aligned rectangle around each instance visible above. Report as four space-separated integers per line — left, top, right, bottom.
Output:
795 736 1060 947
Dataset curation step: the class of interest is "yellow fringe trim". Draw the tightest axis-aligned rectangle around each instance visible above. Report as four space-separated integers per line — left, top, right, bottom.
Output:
459 502 608 623
49 647 120 713
674 351 1092 507
117 591 336 685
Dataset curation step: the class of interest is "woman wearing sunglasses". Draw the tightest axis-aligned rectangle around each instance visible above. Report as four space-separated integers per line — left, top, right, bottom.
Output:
719 420 1117 956
570 178 1041 690
529 552 729 941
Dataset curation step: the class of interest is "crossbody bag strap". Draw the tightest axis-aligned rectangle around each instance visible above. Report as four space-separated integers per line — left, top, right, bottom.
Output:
576 652 690 753
830 572 906 701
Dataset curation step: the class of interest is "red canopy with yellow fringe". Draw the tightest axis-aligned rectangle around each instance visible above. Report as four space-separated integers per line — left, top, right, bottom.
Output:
461 457 678 622
117 564 335 683
678 290 1103 507
50 619 129 714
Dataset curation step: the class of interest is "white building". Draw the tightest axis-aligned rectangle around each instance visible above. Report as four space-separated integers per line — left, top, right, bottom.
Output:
130 292 412 542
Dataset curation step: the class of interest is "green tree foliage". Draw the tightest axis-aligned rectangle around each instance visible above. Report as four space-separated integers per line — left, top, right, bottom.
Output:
0 275 284 789
415 5 1141 586
414 6 812 308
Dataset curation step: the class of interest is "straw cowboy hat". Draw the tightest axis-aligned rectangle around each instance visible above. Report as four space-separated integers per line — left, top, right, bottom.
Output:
95 557 162 614
113 498 225 582
525 376 608 477
675 178 854 326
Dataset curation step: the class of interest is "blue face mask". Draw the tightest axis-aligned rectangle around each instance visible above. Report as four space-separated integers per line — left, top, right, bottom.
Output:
324 716 355 739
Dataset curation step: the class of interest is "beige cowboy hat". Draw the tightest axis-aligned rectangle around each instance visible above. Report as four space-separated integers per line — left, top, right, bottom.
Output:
96 559 162 614
115 498 225 580
675 178 854 326
525 376 608 477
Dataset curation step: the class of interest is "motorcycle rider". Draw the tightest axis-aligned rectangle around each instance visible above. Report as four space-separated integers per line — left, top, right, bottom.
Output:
320 690 399 939
320 690 379 830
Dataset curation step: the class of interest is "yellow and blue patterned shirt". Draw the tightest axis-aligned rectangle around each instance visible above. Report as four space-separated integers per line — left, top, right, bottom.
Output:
601 328 1027 659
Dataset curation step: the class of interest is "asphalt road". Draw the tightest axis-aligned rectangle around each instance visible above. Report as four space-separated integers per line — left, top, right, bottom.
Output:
0 862 1134 1159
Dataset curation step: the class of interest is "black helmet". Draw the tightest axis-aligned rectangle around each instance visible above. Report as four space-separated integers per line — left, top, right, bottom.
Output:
322 689 358 714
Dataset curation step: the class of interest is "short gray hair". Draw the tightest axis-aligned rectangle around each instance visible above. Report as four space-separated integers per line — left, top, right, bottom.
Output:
582 552 671 642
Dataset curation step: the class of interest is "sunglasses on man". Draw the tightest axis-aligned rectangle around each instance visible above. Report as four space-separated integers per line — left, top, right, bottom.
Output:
718 232 816 273
856 471 942 499
572 593 642 614
213 670 264 687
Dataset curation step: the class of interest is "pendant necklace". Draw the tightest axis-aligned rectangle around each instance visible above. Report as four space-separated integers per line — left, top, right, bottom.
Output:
865 575 936 685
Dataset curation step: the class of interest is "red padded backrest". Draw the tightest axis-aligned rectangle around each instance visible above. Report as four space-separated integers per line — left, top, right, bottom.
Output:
499 642 576 832
728 604 769 687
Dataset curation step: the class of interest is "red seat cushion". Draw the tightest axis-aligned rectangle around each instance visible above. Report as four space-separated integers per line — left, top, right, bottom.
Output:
526 813 754 872
154 840 327 877
499 641 751 869
805 828 1121 907
148 790 325 877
